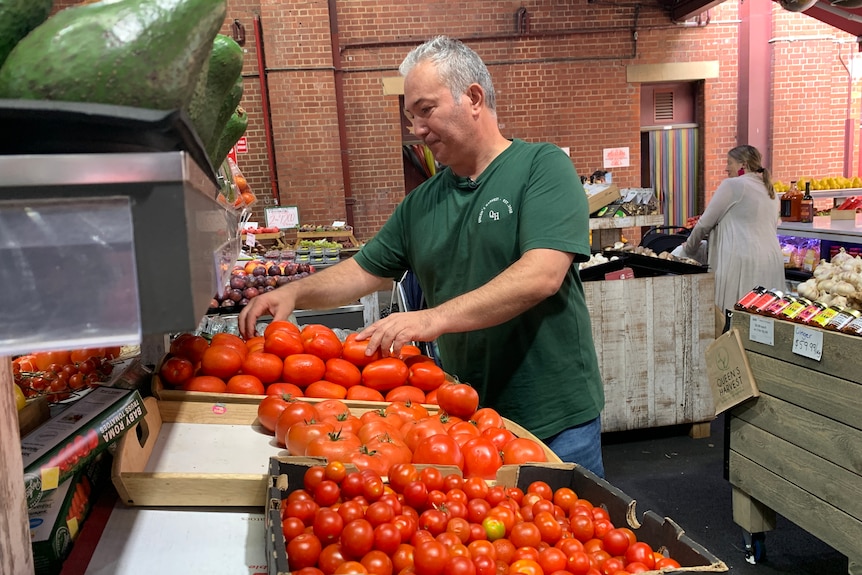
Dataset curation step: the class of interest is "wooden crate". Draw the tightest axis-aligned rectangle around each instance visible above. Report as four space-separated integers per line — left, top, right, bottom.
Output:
112 397 561 507
585 183 621 214
729 311 862 572
295 229 360 248
584 272 716 435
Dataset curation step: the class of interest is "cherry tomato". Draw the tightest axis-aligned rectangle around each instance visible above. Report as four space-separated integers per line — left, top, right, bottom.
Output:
313 508 345 545
602 528 632 557
624 542 656 569
414 540 450 575
481 517 505 541
341 519 375 559
286 533 322 571
373 522 403 555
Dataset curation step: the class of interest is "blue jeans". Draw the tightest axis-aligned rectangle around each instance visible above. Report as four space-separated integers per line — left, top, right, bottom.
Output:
544 416 605 478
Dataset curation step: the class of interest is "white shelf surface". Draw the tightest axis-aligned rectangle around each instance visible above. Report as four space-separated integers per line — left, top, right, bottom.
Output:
778 214 862 243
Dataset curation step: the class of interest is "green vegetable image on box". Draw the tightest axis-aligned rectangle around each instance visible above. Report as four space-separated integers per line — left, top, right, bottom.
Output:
0 0 54 68
0 0 227 111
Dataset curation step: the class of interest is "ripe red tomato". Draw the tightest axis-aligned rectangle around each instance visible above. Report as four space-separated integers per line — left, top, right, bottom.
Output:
184 375 227 393
408 362 446 391
274 401 319 446
460 437 503 480
257 395 291 433
373 522 402 555
387 400 429 422
286 532 322 570
602 528 632 557
226 374 265 395
313 508 345 545
501 438 548 465
362 358 409 391
286 420 335 456
159 356 195 386
392 543 415 573
318 543 347 574
624 542 656 569
361 549 393 575
436 381 480 419
169 334 209 364
306 431 362 462
414 540 450 575
266 382 304 397
284 497 320 526
569 514 595 542
341 519 375 559
341 333 381 367
387 462 419 493
385 385 427 404
471 408 505 431
412 434 465 468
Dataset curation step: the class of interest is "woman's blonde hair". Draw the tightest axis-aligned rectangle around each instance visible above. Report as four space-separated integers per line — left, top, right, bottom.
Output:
729 145 774 199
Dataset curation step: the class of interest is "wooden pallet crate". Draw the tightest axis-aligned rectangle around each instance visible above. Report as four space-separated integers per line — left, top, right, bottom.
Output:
729 311 862 573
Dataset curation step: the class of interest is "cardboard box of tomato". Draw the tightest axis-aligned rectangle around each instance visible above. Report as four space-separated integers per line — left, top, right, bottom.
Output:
263 458 727 575
29 452 111 575
21 386 146 510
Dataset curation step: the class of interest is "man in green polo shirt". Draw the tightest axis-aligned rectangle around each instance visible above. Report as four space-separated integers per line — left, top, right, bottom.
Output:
240 35 605 476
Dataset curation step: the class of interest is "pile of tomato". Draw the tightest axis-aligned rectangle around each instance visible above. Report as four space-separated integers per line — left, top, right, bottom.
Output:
159 321 453 403
281 462 683 575
12 347 121 403
258 392 547 480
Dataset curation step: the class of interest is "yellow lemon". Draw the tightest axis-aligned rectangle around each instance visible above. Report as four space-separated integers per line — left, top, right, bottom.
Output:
14 385 26 411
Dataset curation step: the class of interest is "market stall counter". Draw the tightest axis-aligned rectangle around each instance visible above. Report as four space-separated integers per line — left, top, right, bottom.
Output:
581 252 716 435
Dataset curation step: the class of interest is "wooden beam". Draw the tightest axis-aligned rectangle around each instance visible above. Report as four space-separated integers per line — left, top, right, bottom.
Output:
1 357 34 575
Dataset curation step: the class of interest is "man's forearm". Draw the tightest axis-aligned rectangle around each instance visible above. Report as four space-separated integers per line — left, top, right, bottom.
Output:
291 258 395 310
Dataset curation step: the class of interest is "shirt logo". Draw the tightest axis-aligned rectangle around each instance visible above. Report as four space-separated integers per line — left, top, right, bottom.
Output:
477 197 513 223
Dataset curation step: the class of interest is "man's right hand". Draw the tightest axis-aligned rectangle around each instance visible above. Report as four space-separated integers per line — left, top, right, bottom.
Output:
238 287 297 339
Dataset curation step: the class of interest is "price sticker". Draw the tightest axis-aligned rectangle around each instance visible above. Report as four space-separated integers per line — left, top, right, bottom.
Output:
749 315 774 346
792 325 823 361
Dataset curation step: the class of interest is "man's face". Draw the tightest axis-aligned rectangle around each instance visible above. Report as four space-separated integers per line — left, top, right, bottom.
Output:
403 60 473 170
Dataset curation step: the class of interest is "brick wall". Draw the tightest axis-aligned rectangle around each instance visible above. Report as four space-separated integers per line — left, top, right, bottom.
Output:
48 0 861 237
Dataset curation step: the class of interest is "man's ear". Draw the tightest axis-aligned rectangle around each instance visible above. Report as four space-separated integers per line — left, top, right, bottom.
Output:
466 84 484 108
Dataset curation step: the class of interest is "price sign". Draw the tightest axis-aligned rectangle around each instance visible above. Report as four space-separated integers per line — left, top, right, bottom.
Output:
245 233 256 248
792 325 823 361
265 206 300 229
749 315 774 346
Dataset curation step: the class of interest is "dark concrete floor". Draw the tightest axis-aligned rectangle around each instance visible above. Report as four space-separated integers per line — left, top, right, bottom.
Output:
601 414 849 574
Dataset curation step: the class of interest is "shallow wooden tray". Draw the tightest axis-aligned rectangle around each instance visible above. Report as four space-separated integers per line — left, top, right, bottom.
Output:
112 396 560 508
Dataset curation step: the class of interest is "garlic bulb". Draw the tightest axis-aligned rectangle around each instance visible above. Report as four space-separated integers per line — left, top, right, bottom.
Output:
813 263 834 279
831 295 848 308
834 281 856 297
820 293 834 307
797 278 820 300
817 279 836 293
832 247 852 265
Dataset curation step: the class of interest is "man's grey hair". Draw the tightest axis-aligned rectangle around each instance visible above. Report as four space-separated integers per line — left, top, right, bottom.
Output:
399 36 497 111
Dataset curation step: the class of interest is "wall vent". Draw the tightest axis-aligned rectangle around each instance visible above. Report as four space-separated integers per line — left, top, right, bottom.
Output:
654 91 674 122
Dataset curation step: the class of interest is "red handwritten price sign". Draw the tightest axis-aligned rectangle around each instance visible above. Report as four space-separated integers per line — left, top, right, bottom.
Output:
264 206 299 229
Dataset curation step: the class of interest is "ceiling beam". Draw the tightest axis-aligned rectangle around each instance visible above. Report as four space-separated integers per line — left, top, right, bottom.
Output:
667 0 726 22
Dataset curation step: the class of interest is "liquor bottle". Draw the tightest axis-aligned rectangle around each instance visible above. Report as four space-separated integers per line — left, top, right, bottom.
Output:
799 182 814 223
780 181 801 222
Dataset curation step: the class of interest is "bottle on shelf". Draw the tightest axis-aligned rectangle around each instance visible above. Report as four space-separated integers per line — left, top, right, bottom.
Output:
780 180 802 222
799 182 814 223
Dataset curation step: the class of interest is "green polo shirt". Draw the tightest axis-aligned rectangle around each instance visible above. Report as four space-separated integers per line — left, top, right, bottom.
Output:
354 139 604 439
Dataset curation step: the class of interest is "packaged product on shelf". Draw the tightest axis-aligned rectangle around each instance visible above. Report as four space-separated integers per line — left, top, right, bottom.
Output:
21 387 146 509
29 454 111 575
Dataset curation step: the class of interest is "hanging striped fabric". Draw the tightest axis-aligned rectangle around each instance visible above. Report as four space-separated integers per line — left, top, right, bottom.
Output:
649 128 698 227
